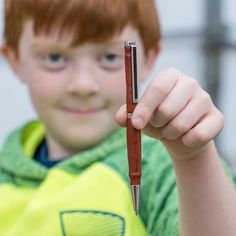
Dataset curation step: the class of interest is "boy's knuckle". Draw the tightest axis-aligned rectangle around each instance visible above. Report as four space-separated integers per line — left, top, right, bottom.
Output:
218 111 224 125
193 129 209 144
165 67 180 75
201 91 211 104
150 83 167 97
173 120 188 134
158 68 181 81
158 104 173 120
136 105 152 120
187 78 199 90
215 110 224 130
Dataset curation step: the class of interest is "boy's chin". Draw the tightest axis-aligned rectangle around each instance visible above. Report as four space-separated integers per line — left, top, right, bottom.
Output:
49 124 119 155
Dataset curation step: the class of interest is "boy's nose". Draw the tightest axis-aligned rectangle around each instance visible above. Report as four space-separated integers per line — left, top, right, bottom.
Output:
66 64 100 98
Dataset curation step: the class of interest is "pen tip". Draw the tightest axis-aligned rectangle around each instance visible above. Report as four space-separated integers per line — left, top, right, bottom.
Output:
131 185 140 215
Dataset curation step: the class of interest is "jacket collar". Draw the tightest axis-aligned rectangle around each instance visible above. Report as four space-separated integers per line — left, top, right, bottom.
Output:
0 120 126 185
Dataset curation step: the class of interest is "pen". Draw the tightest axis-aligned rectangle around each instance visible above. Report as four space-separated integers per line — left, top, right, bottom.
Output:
124 41 141 215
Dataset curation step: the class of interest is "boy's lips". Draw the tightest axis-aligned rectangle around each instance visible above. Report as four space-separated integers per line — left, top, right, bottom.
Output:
62 107 105 116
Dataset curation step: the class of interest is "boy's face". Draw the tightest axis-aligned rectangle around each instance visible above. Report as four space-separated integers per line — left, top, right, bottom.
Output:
7 21 155 159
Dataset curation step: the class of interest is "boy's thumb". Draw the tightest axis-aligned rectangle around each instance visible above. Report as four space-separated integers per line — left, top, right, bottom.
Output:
115 104 127 127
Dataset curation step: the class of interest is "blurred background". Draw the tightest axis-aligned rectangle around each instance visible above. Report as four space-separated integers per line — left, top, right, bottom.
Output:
0 0 235 173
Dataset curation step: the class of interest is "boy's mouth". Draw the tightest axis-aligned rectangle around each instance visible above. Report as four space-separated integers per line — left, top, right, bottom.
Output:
62 107 104 116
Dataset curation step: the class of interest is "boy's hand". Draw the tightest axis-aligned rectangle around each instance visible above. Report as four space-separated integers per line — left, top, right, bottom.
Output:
116 68 224 160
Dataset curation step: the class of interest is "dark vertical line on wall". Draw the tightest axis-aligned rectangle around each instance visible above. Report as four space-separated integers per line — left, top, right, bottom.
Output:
203 0 227 106
203 0 228 149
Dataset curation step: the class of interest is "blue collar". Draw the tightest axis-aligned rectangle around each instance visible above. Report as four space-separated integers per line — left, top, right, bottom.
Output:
34 140 60 168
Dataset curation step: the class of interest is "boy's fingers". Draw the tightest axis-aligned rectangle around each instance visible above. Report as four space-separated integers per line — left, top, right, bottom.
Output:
142 123 164 140
132 69 178 129
150 78 197 128
161 93 211 140
115 104 127 127
182 109 224 148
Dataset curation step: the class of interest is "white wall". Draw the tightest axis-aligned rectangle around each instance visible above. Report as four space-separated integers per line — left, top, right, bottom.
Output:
219 49 236 171
0 58 36 143
0 0 2 43
219 0 236 171
156 0 236 172
156 0 204 32
223 0 236 41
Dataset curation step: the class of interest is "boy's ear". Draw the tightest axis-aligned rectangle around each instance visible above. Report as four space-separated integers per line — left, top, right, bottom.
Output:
1 43 20 76
145 41 161 71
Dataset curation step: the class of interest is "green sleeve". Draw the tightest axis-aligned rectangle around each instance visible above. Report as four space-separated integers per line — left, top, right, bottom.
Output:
140 138 179 236
140 136 236 236
0 167 14 186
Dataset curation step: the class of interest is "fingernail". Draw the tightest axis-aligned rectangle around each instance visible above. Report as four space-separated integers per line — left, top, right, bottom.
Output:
132 116 145 129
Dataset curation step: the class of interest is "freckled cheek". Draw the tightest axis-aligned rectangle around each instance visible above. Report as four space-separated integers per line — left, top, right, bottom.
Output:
27 74 62 109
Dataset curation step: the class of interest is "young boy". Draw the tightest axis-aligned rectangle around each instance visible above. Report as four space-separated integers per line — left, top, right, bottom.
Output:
0 0 236 235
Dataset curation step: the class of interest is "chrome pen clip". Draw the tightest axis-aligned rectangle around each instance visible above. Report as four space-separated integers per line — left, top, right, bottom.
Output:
125 41 138 103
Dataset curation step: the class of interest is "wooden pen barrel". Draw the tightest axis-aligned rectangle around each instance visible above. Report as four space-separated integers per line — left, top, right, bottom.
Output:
125 45 142 185
126 119 141 185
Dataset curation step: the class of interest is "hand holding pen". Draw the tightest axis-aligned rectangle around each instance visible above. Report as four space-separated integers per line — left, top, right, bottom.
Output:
124 41 141 215
116 38 227 235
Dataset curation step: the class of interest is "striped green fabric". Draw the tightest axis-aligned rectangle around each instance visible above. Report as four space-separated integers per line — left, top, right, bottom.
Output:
0 120 181 235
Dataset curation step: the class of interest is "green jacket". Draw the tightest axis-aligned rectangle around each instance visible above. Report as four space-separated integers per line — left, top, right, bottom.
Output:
0 120 182 235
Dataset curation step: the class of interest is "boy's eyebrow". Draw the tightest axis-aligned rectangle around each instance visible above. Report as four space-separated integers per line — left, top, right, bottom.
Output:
100 39 124 48
31 42 72 53
30 39 124 53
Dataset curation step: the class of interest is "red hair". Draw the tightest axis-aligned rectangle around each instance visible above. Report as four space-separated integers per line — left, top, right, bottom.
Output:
4 0 161 55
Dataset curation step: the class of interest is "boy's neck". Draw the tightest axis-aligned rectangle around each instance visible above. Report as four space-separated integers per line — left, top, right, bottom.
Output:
46 136 78 161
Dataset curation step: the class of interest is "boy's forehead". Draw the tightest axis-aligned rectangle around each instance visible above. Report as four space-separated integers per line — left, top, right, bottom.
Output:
24 21 141 50
22 21 74 47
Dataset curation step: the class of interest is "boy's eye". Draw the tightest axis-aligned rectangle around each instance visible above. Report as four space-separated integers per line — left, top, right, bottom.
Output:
103 54 118 62
98 53 123 71
49 54 63 62
42 53 68 71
